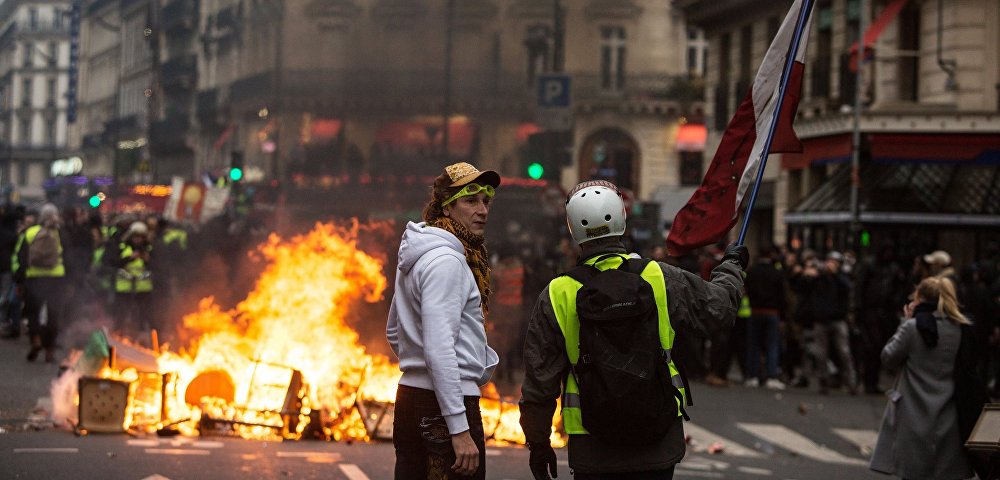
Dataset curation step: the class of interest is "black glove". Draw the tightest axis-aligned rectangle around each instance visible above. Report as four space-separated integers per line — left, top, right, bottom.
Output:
529 443 558 480
723 243 749 270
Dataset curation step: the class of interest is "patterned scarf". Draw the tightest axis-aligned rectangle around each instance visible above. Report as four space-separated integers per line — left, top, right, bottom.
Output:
429 216 491 320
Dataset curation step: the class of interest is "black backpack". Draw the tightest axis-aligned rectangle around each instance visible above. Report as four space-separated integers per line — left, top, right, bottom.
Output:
564 254 687 446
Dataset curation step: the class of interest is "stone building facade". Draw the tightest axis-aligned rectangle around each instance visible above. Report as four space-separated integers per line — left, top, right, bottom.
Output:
0 0 72 202
678 0 1000 263
65 0 705 231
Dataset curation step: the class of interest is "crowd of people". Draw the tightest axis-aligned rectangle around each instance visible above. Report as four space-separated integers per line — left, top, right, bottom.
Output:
0 202 194 361
665 243 1000 400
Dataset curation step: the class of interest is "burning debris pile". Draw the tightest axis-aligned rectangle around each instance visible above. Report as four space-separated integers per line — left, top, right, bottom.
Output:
52 221 557 445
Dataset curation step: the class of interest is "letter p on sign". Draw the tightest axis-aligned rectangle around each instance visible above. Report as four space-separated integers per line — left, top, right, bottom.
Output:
537 74 571 109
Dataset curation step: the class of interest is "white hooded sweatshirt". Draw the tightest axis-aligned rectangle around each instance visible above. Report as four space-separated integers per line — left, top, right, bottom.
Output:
387 221 499 434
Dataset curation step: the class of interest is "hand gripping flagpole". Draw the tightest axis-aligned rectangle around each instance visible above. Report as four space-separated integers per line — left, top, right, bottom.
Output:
736 0 816 246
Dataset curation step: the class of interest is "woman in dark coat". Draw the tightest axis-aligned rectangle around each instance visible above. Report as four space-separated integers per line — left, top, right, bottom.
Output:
869 276 974 480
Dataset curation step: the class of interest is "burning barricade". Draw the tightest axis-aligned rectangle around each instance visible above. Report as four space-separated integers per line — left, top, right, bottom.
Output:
50 221 562 446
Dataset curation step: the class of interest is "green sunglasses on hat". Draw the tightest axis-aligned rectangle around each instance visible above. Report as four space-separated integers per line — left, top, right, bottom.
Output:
441 183 495 207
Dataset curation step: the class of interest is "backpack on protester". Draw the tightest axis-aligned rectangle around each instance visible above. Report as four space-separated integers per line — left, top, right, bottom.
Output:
28 227 60 269
564 254 688 446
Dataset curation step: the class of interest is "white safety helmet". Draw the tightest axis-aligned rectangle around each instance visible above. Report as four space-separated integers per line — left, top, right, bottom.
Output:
565 180 626 245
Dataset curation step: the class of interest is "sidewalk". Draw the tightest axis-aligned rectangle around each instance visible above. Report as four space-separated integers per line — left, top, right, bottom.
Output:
0 334 60 431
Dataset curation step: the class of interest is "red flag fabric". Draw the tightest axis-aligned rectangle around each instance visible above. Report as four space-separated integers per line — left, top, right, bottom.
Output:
667 0 813 257
848 0 909 71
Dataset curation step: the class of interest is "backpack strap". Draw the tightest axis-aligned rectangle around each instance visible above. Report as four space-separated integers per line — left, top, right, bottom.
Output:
561 253 629 283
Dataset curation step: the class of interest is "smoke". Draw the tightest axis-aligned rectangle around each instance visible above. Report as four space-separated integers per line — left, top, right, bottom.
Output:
49 369 82 429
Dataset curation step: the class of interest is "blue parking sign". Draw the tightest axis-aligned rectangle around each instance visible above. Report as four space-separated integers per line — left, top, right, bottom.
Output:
537 74 571 108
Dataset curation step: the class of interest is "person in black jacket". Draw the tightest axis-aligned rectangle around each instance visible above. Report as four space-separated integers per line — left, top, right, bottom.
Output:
744 245 786 389
0 204 22 338
792 252 858 394
519 181 745 479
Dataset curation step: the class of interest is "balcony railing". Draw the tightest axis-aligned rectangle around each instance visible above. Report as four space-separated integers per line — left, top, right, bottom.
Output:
162 0 198 32
230 69 534 105
572 74 686 101
160 54 197 90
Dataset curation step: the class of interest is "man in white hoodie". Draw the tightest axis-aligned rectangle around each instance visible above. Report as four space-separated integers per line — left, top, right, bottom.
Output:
387 162 501 480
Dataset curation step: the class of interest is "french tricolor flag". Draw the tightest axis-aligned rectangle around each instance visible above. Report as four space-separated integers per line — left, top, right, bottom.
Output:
668 0 815 256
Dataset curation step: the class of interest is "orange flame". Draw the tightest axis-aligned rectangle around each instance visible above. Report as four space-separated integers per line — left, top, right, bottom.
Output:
104 221 562 445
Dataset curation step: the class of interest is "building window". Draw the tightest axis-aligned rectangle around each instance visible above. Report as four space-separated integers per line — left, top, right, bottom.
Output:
812 1 833 99
600 26 626 92
767 15 781 41
17 162 28 186
898 1 920 102
840 0 861 105
21 77 32 107
686 28 708 77
28 8 38 31
45 119 55 145
22 43 33 68
46 78 56 106
47 42 57 67
524 25 551 86
54 9 64 30
19 118 31 145
679 151 704 186
737 24 753 97
714 33 732 131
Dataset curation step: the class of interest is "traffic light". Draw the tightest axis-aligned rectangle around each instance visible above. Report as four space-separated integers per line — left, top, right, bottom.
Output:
523 131 569 181
229 151 244 182
527 162 544 180
88 192 105 208
860 229 871 248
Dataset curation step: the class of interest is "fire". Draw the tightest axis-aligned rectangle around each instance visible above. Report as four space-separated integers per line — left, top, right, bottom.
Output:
80 221 562 446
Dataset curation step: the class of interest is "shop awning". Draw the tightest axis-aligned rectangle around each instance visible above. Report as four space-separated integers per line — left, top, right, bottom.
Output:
782 133 1000 170
785 162 1000 226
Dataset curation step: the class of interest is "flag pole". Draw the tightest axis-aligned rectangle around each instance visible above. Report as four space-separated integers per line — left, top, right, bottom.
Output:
736 0 816 246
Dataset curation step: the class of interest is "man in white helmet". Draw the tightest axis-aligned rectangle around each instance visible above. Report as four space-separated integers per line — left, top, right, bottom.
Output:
519 180 747 479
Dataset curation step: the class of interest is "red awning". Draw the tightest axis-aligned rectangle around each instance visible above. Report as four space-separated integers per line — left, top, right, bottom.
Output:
374 118 477 157
675 124 707 152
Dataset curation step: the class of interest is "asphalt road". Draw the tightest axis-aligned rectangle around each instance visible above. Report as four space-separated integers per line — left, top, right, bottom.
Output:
1 332 891 479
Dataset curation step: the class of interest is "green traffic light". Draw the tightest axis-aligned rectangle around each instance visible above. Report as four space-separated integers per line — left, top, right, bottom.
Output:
88 195 101 208
860 230 871 248
229 167 244 181
527 162 544 180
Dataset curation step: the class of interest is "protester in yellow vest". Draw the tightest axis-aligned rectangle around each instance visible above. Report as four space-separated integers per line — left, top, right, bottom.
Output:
519 181 746 480
113 221 154 338
11 203 67 362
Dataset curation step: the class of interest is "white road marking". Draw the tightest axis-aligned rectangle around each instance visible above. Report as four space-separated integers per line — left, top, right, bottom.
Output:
144 448 211 456
191 441 224 449
736 423 867 466
13 448 79 454
339 464 370 480
832 428 877 455
685 422 763 458
737 466 774 475
127 440 160 447
673 471 724 479
275 451 342 460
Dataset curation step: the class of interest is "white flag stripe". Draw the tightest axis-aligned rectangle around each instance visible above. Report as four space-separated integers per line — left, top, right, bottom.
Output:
684 422 763 458
338 464 370 480
735 0 814 211
832 428 878 453
736 423 868 466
